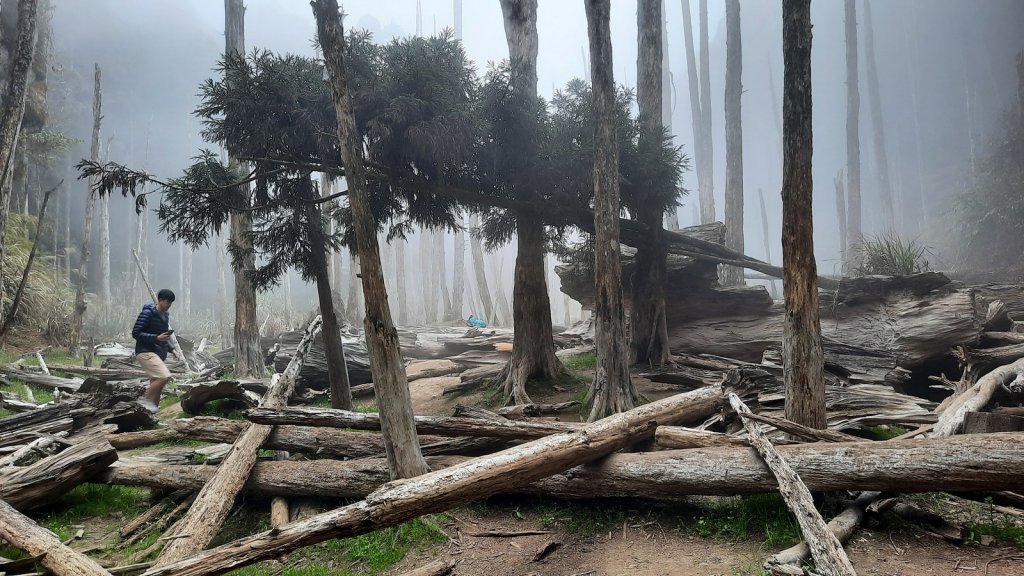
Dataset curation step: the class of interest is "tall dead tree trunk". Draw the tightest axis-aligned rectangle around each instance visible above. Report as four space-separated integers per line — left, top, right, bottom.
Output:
347 252 362 323
226 0 266 378
98 187 110 304
0 0 37 321
697 0 715 224
834 171 848 267
215 230 229 346
630 0 671 367
314 0 429 479
421 229 436 322
496 0 568 404
757 188 778 298
434 231 452 318
863 0 894 232
468 213 493 323
722 0 744 286
845 0 862 268
396 237 408 325
586 0 636 421
782 0 825 430
661 0 678 231
679 0 706 227
452 215 465 321
70 63 100 355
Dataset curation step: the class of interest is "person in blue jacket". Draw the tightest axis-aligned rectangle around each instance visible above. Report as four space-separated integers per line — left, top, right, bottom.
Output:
466 315 488 329
132 289 180 412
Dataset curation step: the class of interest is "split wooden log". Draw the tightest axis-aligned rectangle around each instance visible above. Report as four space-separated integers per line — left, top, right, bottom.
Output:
0 497 113 576
980 332 1024 345
108 428 180 450
101 432 1024 501
738 413 861 443
170 416 507 459
983 300 1012 331
764 491 879 568
655 427 799 449
245 406 589 440
727 393 856 576
0 434 67 467
0 427 118 511
495 402 580 420
155 316 322 565
396 558 455 576
929 357 1024 437
138 385 724 576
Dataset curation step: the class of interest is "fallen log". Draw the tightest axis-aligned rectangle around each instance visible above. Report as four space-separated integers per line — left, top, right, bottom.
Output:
0 366 82 391
727 393 856 576
101 433 1024 500
170 416 508 458
178 380 265 414
120 489 191 539
155 316 322 565
738 413 861 443
0 497 113 576
45 364 149 380
868 497 965 543
138 385 724 576
107 428 180 450
956 343 1024 369
764 491 880 569
396 558 455 576
655 427 799 449
0 427 118 511
495 402 580 420
929 357 1024 437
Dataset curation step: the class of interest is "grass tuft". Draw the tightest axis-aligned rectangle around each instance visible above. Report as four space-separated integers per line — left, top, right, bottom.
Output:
854 232 930 276
562 352 597 372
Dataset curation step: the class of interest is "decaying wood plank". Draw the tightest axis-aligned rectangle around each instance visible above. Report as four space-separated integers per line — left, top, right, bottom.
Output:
139 385 724 576
0 497 113 576
728 393 856 576
102 433 1024 499
155 316 322 565
929 357 1024 437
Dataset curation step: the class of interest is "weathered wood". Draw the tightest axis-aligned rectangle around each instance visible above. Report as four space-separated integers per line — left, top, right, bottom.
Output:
108 428 180 450
120 489 191 539
738 413 861 443
0 497 113 576
139 385 725 576
170 416 507 459
45 364 149 380
395 559 455 576
0 365 82 391
929 357 1024 437
963 411 1024 434
869 497 965 543
0 428 117 511
495 402 580 420
980 331 1024 345
656 427 755 449
958 343 1024 369
179 380 265 414
764 490 879 569
155 316 321 565
103 433 1024 500
728 393 856 576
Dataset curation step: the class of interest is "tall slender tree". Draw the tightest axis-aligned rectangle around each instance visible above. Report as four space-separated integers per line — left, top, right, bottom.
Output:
586 0 636 420
661 0 678 231
722 0 744 286
468 212 493 323
679 0 705 228
313 0 429 478
844 0 861 268
863 0 894 232
70 64 100 354
697 0 715 223
494 0 568 405
781 0 825 430
225 0 266 378
630 0 672 366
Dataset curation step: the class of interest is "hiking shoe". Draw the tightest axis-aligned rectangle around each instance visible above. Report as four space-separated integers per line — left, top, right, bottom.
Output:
137 398 159 413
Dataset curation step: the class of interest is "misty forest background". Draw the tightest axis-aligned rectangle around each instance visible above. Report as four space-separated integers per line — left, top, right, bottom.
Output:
2 0 1023 350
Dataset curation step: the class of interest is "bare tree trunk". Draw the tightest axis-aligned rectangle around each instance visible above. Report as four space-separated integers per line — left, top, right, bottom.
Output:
0 182 52 347
845 0 862 267
182 248 192 319
468 213 493 323
758 188 778 299
396 237 408 325
495 0 568 403
314 0 429 478
314 261 352 410
421 229 436 322
680 0 706 228
781 0 825 431
661 0 678 231
697 0 715 224
586 0 636 421
434 230 451 318
0 0 37 320
99 137 111 305
863 0 894 231
226 0 266 378
70 63 100 355
451 214 465 321
347 252 361 323
215 230 229 346
834 171 848 270
630 0 670 367
722 0 744 286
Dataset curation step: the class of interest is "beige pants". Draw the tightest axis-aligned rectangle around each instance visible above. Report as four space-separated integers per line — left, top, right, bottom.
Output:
136 352 171 379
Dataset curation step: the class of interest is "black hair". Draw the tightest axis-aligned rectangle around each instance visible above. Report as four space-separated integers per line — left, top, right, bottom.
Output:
157 289 176 302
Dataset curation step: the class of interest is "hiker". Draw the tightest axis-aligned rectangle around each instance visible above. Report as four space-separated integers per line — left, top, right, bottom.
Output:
466 314 488 329
133 289 180 412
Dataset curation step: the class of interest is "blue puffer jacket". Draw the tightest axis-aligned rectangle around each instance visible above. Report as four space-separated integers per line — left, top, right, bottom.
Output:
132 303 175 360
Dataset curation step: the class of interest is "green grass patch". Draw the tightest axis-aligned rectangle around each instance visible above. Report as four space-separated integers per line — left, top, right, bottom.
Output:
34 484 149 542
968 521 1024 549
688 494 803 549
353 403 378 414
562 352 596 372
0 379 56 404
192 398 247 419
0 406 13 417
862 424 910 440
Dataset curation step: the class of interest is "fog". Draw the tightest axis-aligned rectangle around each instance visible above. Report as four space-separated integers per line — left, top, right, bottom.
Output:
40 0 1024 328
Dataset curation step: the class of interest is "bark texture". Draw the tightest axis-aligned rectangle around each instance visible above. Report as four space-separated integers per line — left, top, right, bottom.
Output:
70 64 100 354
863 0 894 231
630 0 671 367
314 0 429 479
0 498 112 576
586 0 636 421
844 0 861 265
679 0 706 224
781 0 825 430
697 0 715 223
722 0 744 286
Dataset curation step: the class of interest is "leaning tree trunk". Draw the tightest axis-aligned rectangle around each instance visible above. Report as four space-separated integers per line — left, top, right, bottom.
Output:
844 0 862 268
314 247 352 411
782 0 825 430
396 236 409 325
496 0 568 404
697 0 715 224
630 0 670 367
70 64 101 355
0 0 38 307
314 0 429 479
863 0 894 231
434 230 452 318
98 188 110 305
722 0 744 287
660 0 677 231
586 0 636 421
679 0 706 228
468 213 494 323
225 0 266 378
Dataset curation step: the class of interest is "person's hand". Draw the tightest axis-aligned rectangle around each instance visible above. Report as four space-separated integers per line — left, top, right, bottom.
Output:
157 332 171 341
171 349 180 360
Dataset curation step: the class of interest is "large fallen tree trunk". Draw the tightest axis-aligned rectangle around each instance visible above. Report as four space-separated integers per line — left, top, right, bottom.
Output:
0 366 82 391
155 317 321 565
0 427 118 511
764 491 880 568
0 497 113 576
929 357 1024 437
104 432 1024 502
138 385 724 576
169 416 508 458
